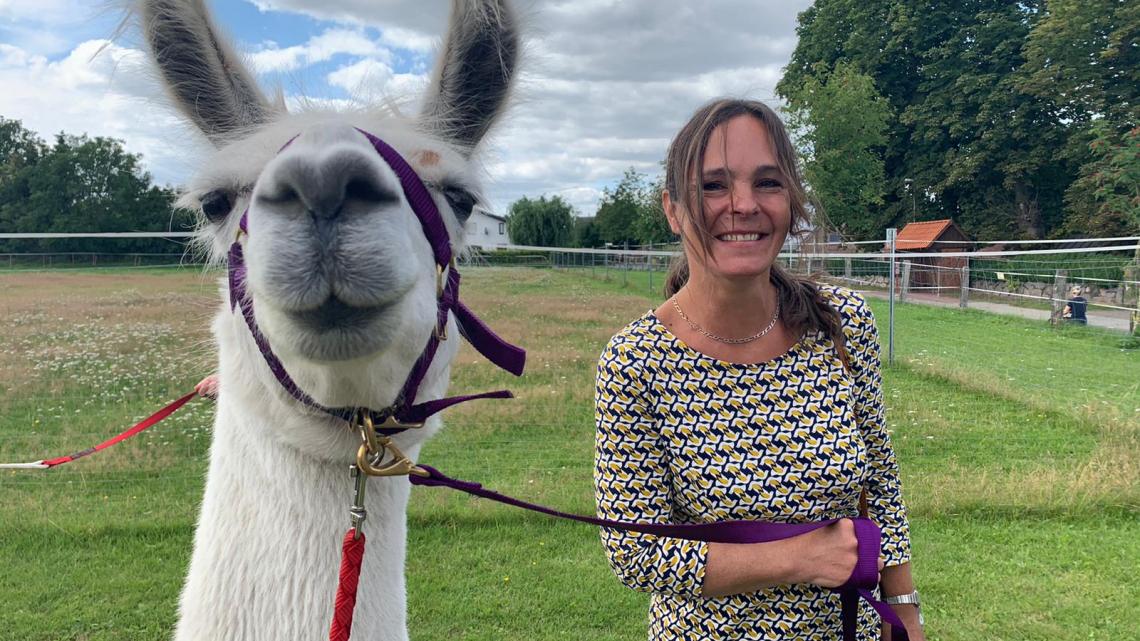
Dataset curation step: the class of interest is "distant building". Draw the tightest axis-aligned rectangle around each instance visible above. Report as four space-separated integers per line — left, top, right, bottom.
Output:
889 219 972 291
464 207 510 248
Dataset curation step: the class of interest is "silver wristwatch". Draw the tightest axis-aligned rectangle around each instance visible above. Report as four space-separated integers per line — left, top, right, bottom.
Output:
884 590 924 626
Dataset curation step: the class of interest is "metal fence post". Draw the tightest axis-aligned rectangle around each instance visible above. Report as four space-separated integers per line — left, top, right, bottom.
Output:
1051 269 1068 326
887 228 896 365
960 259 970 308
900 261 911 303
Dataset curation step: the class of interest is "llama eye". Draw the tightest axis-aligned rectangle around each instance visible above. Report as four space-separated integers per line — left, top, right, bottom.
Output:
200 189 235 223
442 186 478 222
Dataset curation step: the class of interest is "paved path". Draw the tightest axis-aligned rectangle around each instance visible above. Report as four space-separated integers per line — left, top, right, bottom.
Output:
862 290 1134 333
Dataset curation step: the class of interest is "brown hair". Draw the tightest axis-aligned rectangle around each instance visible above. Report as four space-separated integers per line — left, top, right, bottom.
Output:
662 98 850 369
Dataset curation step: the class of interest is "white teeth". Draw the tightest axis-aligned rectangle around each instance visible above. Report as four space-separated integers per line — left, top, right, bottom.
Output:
719 233 761 241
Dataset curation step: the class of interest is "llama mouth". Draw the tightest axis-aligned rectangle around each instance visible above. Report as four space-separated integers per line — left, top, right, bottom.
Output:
287 297 388 333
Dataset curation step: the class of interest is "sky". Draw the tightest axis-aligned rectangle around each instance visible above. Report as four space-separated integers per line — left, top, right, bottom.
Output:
0 0 813 218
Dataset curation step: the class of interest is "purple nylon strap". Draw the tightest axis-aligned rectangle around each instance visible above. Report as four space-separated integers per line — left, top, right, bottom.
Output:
410 465 909 641
225 127 526 430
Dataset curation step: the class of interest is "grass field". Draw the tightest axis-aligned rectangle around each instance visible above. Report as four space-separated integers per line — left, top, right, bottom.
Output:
1 266 1137 640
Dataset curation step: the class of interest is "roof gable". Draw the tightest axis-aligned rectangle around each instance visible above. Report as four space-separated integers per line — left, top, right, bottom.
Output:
895 219 963 250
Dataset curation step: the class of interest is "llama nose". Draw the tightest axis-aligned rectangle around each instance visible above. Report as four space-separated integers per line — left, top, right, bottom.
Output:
262 151 399 220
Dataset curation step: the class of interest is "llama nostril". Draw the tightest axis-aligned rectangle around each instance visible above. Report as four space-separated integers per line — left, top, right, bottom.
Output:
343 176 396 206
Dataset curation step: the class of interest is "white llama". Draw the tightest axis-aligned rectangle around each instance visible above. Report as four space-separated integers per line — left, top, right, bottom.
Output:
134 1 520 639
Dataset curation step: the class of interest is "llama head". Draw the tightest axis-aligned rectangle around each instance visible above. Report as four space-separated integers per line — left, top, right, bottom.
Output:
138 1 518 418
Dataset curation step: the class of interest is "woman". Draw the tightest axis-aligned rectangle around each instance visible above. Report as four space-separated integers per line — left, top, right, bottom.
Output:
594 98 924 640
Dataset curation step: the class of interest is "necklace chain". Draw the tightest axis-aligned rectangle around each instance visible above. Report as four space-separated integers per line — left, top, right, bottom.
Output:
671 294 781 345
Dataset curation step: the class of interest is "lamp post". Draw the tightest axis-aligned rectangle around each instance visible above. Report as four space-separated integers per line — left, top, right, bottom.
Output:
903 178 916 221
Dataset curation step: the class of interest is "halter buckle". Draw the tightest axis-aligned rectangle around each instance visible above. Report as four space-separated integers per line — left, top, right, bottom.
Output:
354 413 428 478
433 258 456 341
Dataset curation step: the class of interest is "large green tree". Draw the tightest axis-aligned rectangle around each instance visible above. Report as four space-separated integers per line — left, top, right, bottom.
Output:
785 62 891 240
594 168 647 247
0 118 185 253
779 0 1080 241
505 195 574 247
1019 0 1140 237
633 174 674 246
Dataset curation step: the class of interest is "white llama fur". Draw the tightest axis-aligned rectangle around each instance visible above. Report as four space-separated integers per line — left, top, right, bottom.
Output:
130 1 520 639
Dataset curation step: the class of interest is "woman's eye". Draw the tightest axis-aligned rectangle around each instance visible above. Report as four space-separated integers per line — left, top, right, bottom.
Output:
442 186 478 222
757 179 784 191
702 182 726 192
199 189 235 223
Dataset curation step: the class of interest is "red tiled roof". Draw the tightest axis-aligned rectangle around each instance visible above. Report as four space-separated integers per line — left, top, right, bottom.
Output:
895 219 954 250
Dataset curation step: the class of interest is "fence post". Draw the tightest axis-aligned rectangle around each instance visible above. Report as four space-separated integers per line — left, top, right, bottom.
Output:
1051 269 1068 326
959 259 970 309
844 257 852 280
886 227 897 366
900 261 911 303
647 255 654 295
1126 261 1140 334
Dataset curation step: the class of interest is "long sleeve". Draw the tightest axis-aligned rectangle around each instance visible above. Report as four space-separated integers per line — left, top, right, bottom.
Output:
594 338 708 598
843 295 911 566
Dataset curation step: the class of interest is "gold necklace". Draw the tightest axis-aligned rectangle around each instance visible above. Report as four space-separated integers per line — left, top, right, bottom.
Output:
671 294 781 345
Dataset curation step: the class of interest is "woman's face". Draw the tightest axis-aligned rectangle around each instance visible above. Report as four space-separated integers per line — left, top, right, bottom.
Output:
665 114 792 284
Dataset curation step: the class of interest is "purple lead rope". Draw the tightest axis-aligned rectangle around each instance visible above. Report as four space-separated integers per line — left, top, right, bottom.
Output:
410 465 909 641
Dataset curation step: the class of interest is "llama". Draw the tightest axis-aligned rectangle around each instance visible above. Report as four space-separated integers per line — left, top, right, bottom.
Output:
133 1 520 639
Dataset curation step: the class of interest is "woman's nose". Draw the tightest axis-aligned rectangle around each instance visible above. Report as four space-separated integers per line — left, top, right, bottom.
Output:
730 181 759 214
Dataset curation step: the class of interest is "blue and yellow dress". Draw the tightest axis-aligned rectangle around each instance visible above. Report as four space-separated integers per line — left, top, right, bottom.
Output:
594 286 911 641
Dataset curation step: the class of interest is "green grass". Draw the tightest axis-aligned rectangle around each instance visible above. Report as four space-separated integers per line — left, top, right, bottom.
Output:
1 266 1137 640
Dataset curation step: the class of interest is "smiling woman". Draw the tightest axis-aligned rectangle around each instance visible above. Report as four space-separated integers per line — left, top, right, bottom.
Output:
594 98 926 641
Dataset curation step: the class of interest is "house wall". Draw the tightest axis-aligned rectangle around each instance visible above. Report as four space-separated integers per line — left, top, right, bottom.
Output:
465 211 510 248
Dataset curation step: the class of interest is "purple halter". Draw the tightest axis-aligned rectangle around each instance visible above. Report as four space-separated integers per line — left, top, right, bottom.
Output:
226 128 526 432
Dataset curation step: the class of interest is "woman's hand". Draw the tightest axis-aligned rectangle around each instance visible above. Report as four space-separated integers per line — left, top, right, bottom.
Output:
791 519 883 588
195 374 219 400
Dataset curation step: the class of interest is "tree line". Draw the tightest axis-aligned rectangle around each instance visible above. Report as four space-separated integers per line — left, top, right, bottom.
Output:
779 0 1138 242
0 117 189 254
510 0 1137 247
506 168 677 248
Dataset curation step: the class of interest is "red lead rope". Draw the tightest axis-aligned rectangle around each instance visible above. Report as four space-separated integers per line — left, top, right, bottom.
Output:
0 392 199 470
329 529 367 641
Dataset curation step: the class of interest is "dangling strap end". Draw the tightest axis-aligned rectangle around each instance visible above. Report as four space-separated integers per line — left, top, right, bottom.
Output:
454 301 526 376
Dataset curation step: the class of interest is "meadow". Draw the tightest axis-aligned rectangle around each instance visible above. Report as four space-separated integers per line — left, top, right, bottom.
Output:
1 265 1137 640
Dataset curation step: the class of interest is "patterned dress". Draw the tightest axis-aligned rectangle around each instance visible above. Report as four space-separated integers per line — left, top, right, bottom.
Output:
594 286 910 641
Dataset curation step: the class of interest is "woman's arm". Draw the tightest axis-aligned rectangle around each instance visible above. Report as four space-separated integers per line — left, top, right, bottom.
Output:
594 339 708 598
880 563 925 640
844 293 923 639
702 518 870 598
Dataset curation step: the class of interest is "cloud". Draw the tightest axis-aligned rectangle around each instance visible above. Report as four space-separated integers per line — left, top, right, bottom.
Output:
0 39 212 187
326 58 427 103
5 0 816 223
247 28 394 74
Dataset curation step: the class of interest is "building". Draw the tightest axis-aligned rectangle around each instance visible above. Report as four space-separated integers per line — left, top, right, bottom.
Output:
889 219 971 291
464 207 511 248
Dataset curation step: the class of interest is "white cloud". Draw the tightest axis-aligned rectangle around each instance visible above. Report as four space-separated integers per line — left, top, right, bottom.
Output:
0 39 211 187
6 0 816 221
325 58 428 106
248 28 394 74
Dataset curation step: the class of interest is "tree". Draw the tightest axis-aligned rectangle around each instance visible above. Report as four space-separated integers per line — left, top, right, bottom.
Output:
1019 0 1139 130
633 174 675 246
573 216 602 248
596 168 650 247
785 62 891 241
778 0 1079 241
1061 123 1140 237
0 120 187 253
505 195 574 247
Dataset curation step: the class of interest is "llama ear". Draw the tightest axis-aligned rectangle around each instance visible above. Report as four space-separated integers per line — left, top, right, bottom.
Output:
419 0 520 152
139 0 276 145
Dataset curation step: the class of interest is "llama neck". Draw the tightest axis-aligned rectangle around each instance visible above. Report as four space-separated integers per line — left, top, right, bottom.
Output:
172 307 456 641
175 397 433 641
